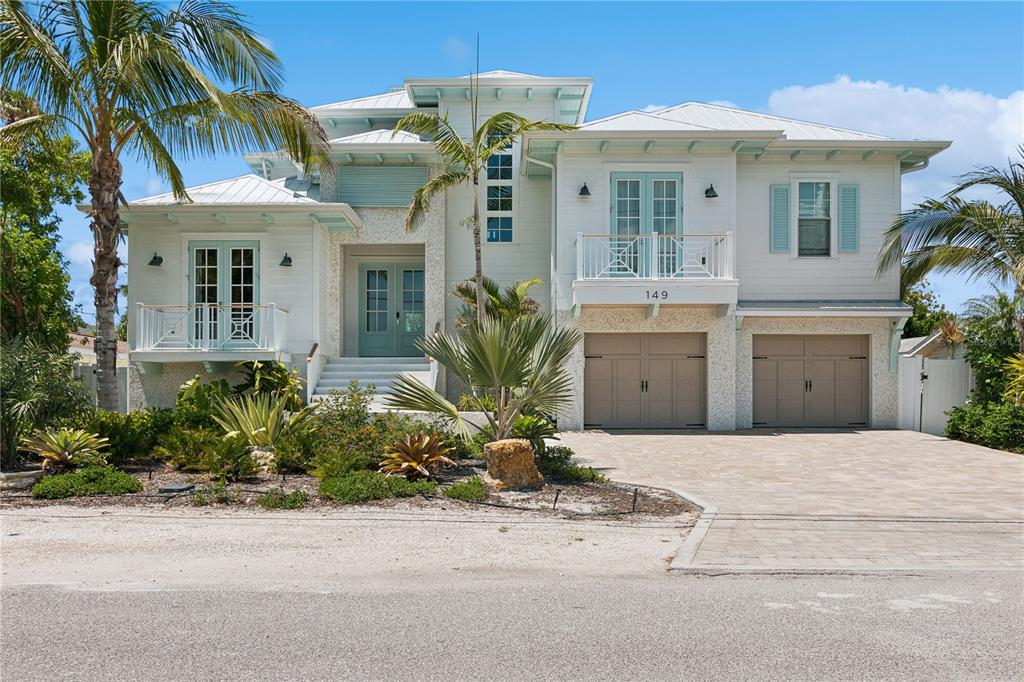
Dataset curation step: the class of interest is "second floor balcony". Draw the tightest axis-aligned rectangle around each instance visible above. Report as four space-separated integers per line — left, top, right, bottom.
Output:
573 232 738 308
132 303 290 364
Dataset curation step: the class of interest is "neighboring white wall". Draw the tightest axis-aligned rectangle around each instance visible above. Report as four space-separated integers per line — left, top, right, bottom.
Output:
898 356 973 435
558 307 737 432
735 158 900 301
552 150 735 311
125 216 319 354
735 316 898 429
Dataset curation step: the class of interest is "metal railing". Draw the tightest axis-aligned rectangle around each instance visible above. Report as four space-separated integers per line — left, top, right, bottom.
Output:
136 303 289 351
305 342 321 404
576 232 734 280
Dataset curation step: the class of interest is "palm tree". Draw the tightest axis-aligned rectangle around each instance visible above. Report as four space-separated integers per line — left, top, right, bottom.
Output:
393 74 574 316
385 314 582 442
0 0 331 410
452 275 541 328
879 147 1024 352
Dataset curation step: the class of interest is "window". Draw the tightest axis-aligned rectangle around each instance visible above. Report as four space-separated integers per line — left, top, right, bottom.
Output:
485 132 513 243
797 181 831 257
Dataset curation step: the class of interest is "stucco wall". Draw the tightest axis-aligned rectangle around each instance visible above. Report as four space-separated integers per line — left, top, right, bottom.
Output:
128 357 307 410
558 306 737 432
735 316 898 429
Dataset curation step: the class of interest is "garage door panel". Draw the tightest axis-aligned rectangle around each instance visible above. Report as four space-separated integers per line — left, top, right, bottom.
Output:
586 334 641 356
675 358 706 426
753 359 779 424
836 358 867 425
809 335 867 357
754 335 805 357
809 359 837 425
647 333 704 356
583 358 614 428
613 359 642 426
778 359 807 426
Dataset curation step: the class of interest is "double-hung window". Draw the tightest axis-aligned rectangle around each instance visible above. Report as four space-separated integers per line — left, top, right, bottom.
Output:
485 133 514 243
797 181 831 257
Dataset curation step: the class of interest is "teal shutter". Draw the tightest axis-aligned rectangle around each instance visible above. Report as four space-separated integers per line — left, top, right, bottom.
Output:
338 166 429 207
769 184 790 253
838 184 860 252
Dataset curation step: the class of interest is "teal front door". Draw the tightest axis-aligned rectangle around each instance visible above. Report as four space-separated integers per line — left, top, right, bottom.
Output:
358 262 425 357
610 172 683 277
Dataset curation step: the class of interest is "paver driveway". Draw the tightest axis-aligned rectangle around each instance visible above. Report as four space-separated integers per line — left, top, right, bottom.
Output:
560 429 1024 571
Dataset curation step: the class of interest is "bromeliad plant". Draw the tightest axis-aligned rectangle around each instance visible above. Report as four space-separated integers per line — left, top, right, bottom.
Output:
378 433 455 481
386 314 582 442
20 428 109 474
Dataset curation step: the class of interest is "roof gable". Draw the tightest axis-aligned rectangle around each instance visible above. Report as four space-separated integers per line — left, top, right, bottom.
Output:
131 174 317 205
311 89 414 111
581 110 715 132
653 102 890 141
330 129 425 145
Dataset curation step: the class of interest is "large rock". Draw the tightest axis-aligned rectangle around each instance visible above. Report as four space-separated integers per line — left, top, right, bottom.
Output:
0 469 42 491
484 439 544 491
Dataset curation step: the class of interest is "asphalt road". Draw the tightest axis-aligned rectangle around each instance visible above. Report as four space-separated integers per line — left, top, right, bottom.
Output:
4 572 1022 681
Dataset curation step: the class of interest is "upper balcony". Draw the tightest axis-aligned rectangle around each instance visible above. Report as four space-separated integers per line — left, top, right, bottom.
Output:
573 232 738 308
132 303 290 365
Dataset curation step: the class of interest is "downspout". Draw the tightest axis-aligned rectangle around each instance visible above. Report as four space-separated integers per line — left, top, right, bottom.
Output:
525 153 558 315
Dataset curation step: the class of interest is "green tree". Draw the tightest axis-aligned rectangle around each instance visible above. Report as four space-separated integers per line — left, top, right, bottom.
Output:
453 275 541 328
961 290 1023 403
879 148 1024 353
393 75 574 316
1 0 331 410
1 91 88 346
901 282 951 339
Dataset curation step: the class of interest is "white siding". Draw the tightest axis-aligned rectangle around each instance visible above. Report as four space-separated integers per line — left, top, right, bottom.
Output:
735 159 900 300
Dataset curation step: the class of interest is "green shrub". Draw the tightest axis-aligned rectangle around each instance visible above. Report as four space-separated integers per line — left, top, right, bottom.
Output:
509 414 558 453
1 338 90 469
444 431 489 460
31 466 142 499
257 489 309 509
74 408 175 465
318 470 435 504
152 426 220 471
272 426 317 474
536 445 607 483
234 360 305 411
444 477 488 502
945 401 1024 454
203 435 257 482
174 375 230 430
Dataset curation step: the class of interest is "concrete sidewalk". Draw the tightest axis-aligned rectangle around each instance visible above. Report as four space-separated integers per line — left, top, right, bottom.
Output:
560 429 1024 571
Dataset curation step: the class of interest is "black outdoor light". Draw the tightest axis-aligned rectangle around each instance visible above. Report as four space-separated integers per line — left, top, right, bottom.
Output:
578 182 591 197
279 253 293 267
148 252 163 266
704 184 719 199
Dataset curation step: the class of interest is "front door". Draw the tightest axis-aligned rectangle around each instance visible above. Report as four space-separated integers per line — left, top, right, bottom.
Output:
610 172 683 277
358 262 425 357
188 241 259 348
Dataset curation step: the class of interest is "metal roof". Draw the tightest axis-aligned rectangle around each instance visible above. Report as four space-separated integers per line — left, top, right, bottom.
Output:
329 129 424 145
310 89 414 111
131 174 318 205
653 102 891 141
581 110 716 132
736 300 912 317
465 70 539 79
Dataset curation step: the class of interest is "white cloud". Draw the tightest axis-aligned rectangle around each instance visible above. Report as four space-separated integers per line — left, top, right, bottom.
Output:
67 240 92 265
641 104 667 113
444 36 469 60
707 100 739 108
144 176 163 196
764 75 1024 206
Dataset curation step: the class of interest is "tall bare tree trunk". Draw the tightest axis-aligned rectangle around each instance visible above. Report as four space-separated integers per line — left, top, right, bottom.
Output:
89 148 123 411
471 175 486 318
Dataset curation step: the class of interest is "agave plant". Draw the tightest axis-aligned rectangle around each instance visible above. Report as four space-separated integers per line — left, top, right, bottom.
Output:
212 394 315 448
20 428 109 474
386 314 582 442
378 433 455 481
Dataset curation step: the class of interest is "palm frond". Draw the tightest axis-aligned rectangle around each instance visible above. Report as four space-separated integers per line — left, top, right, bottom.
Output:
405 169 467 231
384 375 474 441
476 111 576 161
394 111 469 165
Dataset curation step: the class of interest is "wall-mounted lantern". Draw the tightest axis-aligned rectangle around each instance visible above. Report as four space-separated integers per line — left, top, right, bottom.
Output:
704 184 719 199
279 253 293 267
148 252 163 266
578 182 591 198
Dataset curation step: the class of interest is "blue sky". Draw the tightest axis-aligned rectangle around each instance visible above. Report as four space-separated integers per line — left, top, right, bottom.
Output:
55 1 1024 324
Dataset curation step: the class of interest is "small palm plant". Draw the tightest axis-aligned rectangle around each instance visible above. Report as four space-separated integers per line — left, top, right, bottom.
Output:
939 317 967 359
1004 355 1024 407
378 433 455 481
453 276 542 328
21 428 109 474
386 315 582 442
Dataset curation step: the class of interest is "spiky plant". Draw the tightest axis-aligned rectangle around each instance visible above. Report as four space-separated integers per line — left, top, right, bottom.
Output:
939 317 967 358
1004 354 1024 407
378 433 455 481
20 428 108 474
212 393 315 449
0 0 331 410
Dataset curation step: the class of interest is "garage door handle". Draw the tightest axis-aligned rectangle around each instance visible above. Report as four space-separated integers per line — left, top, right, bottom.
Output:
808 380 813 392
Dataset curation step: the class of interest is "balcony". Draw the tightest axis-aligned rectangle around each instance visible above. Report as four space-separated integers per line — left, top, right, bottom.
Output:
132 303 290 364
573 232 737 308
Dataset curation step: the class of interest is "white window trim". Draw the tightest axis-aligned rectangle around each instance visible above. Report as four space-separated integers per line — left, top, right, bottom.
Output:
602 162 689 233
788 175 839 259
481 122 517 245
178 232 266 304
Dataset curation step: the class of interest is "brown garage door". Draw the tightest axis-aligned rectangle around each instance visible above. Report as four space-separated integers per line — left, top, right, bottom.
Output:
584 333 706 429
753 335 868 427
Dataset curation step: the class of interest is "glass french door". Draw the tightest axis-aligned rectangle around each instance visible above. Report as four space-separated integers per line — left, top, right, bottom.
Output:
188 241 259 348
610 172 683 277
358 262 425 357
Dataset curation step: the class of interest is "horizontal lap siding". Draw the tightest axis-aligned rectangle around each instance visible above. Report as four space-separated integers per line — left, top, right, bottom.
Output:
126 219 317 353
736 159 899 300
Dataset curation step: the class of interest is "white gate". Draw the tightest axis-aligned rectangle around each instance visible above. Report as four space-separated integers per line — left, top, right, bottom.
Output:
898 356 973 436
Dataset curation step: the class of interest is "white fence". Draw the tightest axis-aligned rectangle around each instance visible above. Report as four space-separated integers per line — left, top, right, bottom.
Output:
74 363 129 413
898 356 974 436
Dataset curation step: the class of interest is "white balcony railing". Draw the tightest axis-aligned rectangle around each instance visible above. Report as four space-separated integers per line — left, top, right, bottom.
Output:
136 303 288 352
576 232 734 281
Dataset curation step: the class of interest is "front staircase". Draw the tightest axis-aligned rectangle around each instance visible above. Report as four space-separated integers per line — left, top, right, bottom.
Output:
310 356 433 408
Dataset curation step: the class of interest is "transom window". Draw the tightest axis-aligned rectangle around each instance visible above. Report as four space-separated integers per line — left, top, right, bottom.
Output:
485 131 513 243
797 181 831 257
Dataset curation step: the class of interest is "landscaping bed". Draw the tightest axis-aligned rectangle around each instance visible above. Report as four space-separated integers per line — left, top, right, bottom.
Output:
0 458 694 522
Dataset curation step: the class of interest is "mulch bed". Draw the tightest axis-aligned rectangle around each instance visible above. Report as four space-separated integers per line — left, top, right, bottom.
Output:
0 459 695 522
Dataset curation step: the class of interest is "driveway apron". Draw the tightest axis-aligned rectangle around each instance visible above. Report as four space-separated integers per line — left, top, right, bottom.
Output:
559 430 1024 571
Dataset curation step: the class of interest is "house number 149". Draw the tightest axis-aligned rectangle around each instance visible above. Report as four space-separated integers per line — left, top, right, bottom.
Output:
645 290 669 300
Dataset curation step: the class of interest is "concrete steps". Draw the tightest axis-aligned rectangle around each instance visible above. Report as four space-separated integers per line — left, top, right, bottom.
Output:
310 356 431 406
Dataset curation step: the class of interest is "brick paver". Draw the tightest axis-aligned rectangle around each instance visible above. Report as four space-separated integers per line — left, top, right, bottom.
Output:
559 429 1024 570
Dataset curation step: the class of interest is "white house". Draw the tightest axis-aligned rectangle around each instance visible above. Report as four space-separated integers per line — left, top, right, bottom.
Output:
117 70 950 430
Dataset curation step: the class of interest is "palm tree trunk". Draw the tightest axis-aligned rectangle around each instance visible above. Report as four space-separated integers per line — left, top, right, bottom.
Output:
471 178 486 318
88 149 124 412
